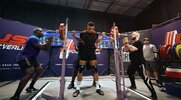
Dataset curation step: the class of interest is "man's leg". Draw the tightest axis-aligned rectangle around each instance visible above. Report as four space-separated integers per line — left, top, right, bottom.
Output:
72 60 86 97
138 64 157 99
11 68 34 100
68 67 79 89
145 61 151 78
26 66 43 93
86 63 100 87
89 60 104 96
127 64 137 89
153 64 163 88
150 61 160 85
68 58 79 89
153 68 159 82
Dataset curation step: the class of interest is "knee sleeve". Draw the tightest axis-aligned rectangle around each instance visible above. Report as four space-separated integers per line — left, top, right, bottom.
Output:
91 65 98 74
79 65 85 73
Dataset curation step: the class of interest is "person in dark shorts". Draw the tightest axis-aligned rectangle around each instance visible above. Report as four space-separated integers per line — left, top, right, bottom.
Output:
143 38 162 88
67 50 101 89
10 28 53 100
67 56 97 89
71 22 105 97
123 32 157 99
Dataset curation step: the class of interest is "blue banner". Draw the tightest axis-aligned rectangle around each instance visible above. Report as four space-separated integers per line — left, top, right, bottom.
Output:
0 18 108 82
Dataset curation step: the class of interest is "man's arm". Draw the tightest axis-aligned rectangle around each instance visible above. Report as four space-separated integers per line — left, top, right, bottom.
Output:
96 32 106 43
123 37 138 52
152 44 158 59
34 36 53 50
72 30 82 42
124 44 138 52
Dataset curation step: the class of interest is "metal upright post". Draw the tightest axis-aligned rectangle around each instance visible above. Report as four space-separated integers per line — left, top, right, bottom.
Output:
59 18 69 100
113 23 124 100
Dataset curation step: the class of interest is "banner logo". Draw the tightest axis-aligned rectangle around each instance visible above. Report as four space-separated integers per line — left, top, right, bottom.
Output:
59 39 76 59
0 33 27 50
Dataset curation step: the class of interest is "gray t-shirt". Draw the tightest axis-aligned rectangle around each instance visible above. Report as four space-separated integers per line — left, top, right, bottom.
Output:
143 44 157 61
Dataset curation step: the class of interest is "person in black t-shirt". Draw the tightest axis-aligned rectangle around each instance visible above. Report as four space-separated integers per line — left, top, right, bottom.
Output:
67 42 101 89
123 32 157 99
72 22 105 97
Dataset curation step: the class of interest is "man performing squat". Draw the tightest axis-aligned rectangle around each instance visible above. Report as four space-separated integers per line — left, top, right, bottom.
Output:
67 42 101 89
72 22 105 97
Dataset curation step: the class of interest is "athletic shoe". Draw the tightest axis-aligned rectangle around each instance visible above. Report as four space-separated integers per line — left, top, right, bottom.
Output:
156 80 162 88
67 83 74 89
129 85 137 90
72 90 80 97
26 87 38 93
96 89 104 96
159 87 166 92
151 93 157 100
10 96 19 100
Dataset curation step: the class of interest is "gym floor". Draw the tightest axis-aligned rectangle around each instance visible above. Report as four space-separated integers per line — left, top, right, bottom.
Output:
0 76 180 100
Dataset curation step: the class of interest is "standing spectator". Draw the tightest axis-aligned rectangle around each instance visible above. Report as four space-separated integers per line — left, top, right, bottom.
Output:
143 38 162 87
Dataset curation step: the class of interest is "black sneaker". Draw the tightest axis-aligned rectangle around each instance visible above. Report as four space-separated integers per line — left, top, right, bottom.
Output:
96 89 104 96
67 84 74 89
10 96 19 100
72 90 80 97
26 87 38 93
151 93 157 100
159 87 166 92
129 85 137 90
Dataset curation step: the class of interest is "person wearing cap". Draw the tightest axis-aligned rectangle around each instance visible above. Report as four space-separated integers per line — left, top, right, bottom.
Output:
10 28 53 100
123 32 157 99
143 38 162 87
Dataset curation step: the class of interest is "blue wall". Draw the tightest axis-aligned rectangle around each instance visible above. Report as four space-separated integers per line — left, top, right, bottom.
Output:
0 18 108 82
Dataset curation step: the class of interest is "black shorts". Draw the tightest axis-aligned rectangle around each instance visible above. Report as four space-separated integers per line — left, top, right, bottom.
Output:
18 58 40 71
79 50 96 61
145 61 157 70
73 56 91 70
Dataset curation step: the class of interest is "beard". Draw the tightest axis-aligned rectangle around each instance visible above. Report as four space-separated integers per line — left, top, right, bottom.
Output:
132 37 136 40
38 33 43 38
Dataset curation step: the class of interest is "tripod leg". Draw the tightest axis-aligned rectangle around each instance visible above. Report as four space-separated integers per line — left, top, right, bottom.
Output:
39 66 49 77
49 66 59 76
99 66 115 75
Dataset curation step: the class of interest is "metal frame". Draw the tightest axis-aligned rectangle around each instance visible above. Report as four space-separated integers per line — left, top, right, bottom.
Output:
41 18 69 100
113 22 127 100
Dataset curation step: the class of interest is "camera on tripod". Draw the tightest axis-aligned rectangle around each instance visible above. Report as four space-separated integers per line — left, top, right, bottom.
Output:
40 30 64 47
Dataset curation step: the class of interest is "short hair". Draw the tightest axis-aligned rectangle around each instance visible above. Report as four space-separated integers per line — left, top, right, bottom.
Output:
132 31 140 39
33 28 42 34
87 21 95 27
144 38 149 41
